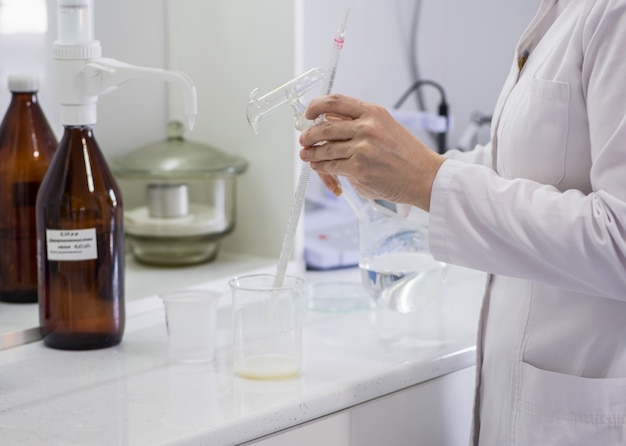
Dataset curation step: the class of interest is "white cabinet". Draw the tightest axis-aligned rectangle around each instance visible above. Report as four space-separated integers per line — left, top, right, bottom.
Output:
248 412 351 446
247 366 475 446
350 366 475 446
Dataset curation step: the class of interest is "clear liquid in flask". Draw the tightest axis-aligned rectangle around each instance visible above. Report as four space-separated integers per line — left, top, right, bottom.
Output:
360 252 445 313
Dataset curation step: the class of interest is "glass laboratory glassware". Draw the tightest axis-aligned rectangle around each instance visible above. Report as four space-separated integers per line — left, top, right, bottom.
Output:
229 274 305 380
159 289 221 363
247 67 325 134
341 180 447 314
0 74 58 303
36 125 125 350
112 121 248 266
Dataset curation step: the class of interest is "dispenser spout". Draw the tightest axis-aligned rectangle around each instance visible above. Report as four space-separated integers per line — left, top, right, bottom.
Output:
84 58 198 130
53 0 197 129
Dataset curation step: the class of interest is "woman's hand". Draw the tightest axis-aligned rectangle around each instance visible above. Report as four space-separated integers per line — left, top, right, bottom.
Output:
299 94 445 211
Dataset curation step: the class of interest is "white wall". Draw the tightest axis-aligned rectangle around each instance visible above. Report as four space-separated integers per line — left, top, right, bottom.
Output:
92 0 169 156
167 0 298 260
0 0 57 133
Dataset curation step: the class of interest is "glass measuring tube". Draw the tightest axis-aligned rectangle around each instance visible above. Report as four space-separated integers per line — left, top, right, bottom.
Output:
273 8 350 289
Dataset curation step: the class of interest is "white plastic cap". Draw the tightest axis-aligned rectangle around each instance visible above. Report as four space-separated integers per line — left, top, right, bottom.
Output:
8 73 40 93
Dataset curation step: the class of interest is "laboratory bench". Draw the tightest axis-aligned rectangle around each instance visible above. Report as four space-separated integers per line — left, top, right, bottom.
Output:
0 253 485 446
0 252 277 350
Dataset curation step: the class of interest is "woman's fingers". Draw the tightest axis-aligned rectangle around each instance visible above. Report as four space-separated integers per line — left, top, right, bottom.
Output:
318 173 342 197
304 94 366 121
298 94 446 210
300 118 354 150
300 140 346 163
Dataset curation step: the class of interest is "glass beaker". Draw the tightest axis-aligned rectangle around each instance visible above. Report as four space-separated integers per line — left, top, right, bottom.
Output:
229 274 305 380
340 179 447 314
159 289 221 363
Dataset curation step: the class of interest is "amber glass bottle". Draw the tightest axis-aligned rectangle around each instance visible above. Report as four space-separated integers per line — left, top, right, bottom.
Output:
36 125 125 350
0 74 58 303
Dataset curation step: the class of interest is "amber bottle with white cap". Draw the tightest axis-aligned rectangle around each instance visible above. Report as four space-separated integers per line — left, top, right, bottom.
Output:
36 0 196 350
0 74 58 303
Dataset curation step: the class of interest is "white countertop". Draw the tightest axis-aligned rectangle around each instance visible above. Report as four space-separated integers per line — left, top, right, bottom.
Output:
0 252 278 350
0 258 485 446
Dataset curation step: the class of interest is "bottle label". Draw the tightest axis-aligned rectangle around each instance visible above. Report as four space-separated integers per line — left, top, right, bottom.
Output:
46 228 98 261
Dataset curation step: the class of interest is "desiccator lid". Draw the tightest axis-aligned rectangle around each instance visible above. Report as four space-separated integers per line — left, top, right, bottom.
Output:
113 121 248 178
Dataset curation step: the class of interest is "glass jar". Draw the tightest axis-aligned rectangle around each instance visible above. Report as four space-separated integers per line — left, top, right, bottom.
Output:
112 122 248 266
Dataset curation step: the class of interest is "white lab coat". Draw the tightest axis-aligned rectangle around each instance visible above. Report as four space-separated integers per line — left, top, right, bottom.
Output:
428 0 626 444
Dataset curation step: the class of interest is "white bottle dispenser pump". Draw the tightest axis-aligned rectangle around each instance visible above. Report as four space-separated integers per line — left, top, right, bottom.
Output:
36 0 198 351
54 0 197 128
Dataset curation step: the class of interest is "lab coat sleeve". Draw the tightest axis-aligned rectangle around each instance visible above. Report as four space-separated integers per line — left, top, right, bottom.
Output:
429 160 626 300
429 2 626 301
443 142 493 167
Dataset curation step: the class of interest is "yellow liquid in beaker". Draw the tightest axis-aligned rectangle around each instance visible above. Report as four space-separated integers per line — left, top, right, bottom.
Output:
235 354 300 380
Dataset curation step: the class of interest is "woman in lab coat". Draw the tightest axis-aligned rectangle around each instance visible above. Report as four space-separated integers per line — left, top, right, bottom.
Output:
299 1 626 445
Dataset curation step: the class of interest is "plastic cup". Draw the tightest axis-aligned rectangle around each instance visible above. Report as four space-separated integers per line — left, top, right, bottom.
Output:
159 289 221 363
229 274 305 380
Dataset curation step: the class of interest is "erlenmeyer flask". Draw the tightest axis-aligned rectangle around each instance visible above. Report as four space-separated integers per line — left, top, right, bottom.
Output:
339 177 447 314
